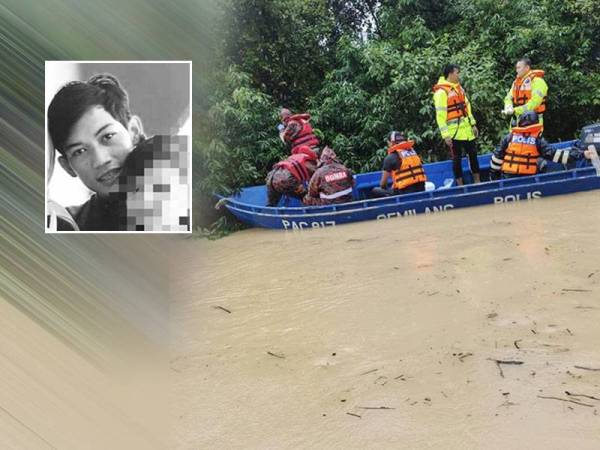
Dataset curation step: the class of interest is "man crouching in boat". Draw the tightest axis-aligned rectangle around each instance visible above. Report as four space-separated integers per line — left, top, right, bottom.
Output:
490 111 588 179
303 146 354 205
266 146 318 206
371 131 427 198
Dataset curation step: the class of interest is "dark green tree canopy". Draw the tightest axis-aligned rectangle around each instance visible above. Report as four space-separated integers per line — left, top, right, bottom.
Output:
195 0 600 230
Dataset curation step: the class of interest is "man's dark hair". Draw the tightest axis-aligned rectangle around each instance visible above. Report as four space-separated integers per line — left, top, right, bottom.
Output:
519 57 532 67
48 73 132 155
443 64 460 79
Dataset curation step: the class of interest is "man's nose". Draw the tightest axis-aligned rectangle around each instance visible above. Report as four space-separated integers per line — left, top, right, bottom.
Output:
91 144 113 169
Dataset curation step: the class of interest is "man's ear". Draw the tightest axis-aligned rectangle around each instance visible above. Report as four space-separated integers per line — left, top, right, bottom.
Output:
128 115 144 145
58 155 77 177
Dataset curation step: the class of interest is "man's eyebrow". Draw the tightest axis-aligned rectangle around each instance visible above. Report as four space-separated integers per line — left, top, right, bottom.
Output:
64 124 113 150
94 123 112 137
65 141 83 150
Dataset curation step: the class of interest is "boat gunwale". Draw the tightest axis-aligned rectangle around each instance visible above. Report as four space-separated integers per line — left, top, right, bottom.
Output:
224 166 598 220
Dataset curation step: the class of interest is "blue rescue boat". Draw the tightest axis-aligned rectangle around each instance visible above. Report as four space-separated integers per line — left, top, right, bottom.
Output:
220 141 599 230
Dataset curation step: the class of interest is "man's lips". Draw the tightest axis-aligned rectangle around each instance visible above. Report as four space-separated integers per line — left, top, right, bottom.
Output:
97 167 121 185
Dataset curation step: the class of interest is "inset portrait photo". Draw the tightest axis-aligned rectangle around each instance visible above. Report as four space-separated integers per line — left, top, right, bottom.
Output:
45 61 191 232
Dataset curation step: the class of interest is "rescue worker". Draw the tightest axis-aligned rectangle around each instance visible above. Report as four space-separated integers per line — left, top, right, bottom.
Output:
265 146 318 206
490 111 586 179
303 146 354 205
433 64 481 185
502 57 548 130
371 131 427 198
278 108 321 154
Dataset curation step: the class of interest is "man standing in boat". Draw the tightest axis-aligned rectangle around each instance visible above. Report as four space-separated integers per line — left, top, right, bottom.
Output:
303 146 354 205
371 132 427 197
490 111 589 178
278 108 321 155
502 57 548 131
432 64 481 186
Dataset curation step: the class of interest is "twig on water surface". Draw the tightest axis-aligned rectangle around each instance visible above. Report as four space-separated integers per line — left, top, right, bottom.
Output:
514 340 522 349
267 351 285 359
562 288 592 293
574 365 600 371
487 359 524 378
346 412 361 418
212 305 231 314
357 406 395 410
565 391 600 401
360 368 379 376
458 352 473 362
537 395 594 407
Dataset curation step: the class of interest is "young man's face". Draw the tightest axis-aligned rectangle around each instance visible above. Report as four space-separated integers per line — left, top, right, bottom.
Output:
448 68 460 83
60 106 136 196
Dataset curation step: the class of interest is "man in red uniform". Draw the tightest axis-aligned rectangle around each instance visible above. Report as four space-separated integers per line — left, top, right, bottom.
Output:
278 108 321 154
265 146 318 206
371 131 427 197
303 146 354 205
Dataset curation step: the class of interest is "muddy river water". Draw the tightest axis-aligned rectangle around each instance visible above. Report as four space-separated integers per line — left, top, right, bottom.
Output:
172 191 600 449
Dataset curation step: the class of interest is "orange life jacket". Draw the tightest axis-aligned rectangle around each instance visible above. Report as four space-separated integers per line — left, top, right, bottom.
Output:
432 83 469 122
284 113 320 150
387 140 427 190
502 123 544 175
274 151 316 182
511 70 546 114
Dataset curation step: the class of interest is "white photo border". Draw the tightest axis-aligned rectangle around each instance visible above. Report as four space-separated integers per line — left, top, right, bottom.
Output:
44 60 193 234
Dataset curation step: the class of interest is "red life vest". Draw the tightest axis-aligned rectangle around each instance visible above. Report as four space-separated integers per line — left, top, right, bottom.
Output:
512 70 546 114
274 151 317 182
502 123 544 175
284 113 320 150
291 145 317 159
432 83 469 122
387 140 427 190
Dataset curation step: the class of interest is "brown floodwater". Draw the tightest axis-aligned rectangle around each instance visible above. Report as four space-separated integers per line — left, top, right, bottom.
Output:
172 191 600 449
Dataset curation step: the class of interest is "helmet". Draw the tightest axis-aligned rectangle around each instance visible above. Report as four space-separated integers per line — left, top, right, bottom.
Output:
518 111 538 127
387 131 406 144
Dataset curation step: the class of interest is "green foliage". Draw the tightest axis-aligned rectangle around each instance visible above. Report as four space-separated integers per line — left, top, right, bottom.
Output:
197 0 600 232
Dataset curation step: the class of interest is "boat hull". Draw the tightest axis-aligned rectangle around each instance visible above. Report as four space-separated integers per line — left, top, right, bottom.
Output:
221 143 599 230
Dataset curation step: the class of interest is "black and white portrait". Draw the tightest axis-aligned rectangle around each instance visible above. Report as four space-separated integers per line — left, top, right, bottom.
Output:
45 61 191 232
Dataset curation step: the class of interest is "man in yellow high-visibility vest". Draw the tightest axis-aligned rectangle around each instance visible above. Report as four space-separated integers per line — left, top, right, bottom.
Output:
502 57 548 130
433 64 480 185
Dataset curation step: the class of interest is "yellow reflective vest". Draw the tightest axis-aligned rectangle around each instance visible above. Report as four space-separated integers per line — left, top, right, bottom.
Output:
432 77 476 141
504 69 548 128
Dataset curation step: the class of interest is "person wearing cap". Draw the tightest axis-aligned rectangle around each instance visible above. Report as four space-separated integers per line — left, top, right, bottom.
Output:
265 145 318 206
502 57 548 130
303 146 354 205
371 132 427 198
490 111 587 179
278 108 321 154
432 63 481 185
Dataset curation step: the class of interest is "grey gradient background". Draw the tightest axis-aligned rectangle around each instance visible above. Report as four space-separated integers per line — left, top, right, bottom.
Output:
1 0 216 448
